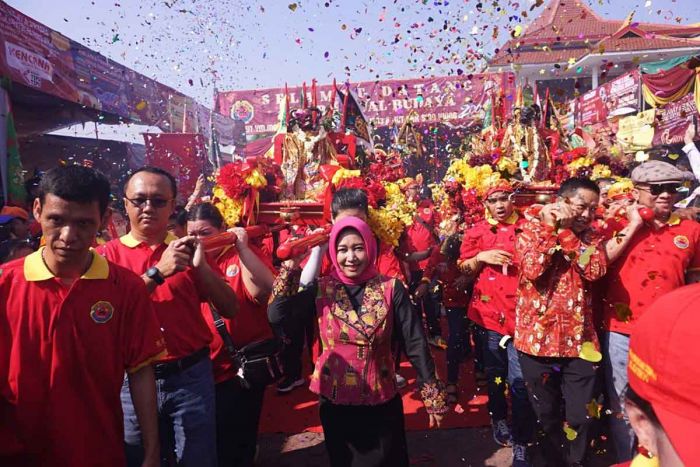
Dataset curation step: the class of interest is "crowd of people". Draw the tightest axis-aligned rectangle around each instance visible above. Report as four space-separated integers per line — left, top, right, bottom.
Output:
1 130 700 467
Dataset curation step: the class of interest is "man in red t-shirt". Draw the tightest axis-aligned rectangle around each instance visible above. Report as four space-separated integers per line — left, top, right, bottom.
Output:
459 180 535 466
601 160 700 463
101 167 237 467
0 166 163 467
398 179 444 346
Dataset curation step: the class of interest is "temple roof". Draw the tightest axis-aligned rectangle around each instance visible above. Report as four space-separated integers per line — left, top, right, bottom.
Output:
488 0 700 67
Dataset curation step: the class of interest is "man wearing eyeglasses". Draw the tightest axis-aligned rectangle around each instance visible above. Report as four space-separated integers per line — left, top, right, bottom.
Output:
100 167 237 467
601 160 700 463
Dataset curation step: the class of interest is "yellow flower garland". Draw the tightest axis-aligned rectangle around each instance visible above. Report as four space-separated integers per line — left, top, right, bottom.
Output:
368 182 416 246
212 186 244 227
445 160 502 197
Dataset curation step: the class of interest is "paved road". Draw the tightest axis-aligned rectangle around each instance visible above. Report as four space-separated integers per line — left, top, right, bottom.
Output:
258 426 616 466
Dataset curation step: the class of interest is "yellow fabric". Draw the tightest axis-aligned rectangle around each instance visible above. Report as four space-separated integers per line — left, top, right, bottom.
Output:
642 76 694 107
667 213 681 226
486 210 519 226
630 453 660 467
119 232 177 248
24 248 109 281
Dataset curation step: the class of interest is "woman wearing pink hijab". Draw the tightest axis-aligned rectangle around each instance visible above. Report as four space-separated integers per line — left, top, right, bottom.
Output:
268 216 448 467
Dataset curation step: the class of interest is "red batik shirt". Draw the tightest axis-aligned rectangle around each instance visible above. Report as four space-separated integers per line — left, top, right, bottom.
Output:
514 219 607 358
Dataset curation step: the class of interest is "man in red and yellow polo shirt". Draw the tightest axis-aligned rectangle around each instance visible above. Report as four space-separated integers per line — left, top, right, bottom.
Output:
0 166 164 467
601 160 700 463
459 180 535 466
100 167 237 467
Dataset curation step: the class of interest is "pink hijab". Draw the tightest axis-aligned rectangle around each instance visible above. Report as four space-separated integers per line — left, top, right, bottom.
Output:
329 216 378 286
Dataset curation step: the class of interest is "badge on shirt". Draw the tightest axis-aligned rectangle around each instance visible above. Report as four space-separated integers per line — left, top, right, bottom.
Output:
226 264 240 278
673 235 690 250
90 301 114 324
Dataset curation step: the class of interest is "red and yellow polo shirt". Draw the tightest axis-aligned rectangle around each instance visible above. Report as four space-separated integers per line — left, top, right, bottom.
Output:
99 232 213 361
460 213 524 336
603 215 700 335
0 248 165 467
204 245 275 384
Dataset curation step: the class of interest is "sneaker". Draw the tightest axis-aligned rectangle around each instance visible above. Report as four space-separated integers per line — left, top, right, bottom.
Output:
512 443 531 467
276 376 305 393
428 335 448 349
395 373 407 389
492 419 512 447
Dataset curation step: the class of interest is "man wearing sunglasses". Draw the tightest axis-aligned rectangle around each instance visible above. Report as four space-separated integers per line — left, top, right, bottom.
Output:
100 167 237 467
601 160 700 463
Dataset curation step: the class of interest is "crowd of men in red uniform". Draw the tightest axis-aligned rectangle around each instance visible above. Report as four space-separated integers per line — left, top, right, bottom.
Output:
2 135 700 467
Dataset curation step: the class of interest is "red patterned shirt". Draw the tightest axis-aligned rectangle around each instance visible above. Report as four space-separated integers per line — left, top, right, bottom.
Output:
514 219 607 358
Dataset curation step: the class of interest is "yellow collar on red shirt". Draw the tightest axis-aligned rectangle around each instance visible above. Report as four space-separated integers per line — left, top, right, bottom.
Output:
119 231 178 248
486 211 519 226
666 213 681 226
24 248 109 281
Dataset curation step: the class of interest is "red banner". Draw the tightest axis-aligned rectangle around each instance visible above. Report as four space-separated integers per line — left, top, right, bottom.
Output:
0 2 235 144
576 70 640 127
143 133 207 201
216 73 516 137
652 93 699 147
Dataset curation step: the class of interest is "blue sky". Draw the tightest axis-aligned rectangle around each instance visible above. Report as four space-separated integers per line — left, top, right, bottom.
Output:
7 0 700 109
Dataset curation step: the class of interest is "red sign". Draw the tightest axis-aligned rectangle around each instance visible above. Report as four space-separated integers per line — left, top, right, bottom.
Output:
652 94 699 147
577 70 640 127
0 2 235 144
216 73 516 136
143 133 207 201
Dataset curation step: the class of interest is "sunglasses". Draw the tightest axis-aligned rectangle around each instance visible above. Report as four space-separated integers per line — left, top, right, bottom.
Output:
125 197 172 209
637 184 681 196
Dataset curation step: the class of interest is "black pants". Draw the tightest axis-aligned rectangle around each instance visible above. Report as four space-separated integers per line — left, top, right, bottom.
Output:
215 377 265 467
271 304 311 379
409 271 441 338
319 394 409 467
519 352 597 466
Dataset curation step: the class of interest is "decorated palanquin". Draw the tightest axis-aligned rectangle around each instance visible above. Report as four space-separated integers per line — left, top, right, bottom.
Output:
213 97 360 229
433 99 628 236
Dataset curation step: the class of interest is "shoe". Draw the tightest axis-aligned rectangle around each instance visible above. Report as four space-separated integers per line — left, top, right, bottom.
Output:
428 335 448 349
492 419 512 447
512 443 531 467
276 376 305 393
395 373 407 389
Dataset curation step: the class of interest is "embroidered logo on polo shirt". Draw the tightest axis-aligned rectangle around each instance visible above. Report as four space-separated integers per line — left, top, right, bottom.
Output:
90 301 114 324
226 264 240 278
673 235 690 250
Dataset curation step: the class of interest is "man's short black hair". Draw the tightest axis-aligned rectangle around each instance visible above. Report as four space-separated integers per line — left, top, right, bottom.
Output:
169 206 188 227
331 188 369 219
188 202 225 229
38 165 111 216
558 177 600 198
125 166 177 199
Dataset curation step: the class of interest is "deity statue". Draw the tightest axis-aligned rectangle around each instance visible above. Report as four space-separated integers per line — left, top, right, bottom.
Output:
501 106 552 183
275 108 337 200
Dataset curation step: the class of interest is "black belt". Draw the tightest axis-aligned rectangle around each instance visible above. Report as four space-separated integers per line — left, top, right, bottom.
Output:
154 347 209 379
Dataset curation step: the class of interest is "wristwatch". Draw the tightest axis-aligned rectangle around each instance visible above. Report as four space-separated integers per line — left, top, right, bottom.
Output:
145 267 165 285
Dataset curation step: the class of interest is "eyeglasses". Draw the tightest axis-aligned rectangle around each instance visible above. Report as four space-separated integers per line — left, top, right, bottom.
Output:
637 184 681 196
125 197 172 209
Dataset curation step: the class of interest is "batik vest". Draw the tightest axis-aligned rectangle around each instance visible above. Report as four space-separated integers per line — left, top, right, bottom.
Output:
309 275 397 405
